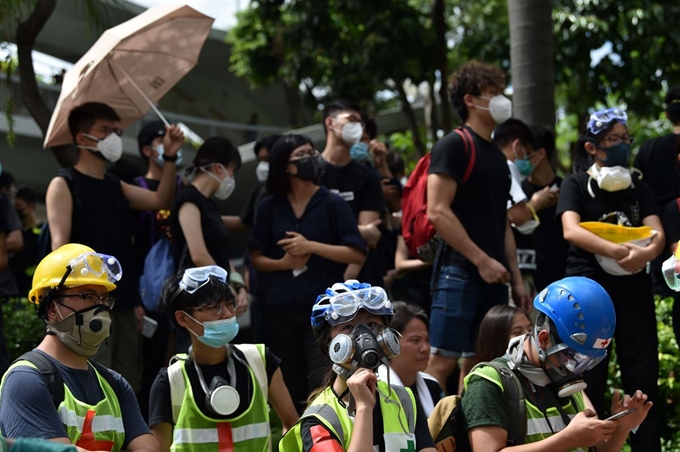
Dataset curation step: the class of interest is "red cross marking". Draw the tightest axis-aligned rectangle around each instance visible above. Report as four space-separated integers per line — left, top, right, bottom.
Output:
217 422 234 452
75 409 115 451
599 338 611 348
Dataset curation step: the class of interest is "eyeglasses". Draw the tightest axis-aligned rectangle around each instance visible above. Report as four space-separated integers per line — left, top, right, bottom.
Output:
98 126 123 137
587 108 627 135
290 150 320 160
599 134 635 147
191 299 236 316
54 293 116 309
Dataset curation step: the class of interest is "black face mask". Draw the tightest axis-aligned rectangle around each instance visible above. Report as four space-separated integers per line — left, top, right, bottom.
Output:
289 157 319 181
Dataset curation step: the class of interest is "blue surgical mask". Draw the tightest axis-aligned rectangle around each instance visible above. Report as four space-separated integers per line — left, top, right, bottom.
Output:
154 144 184 166
515 157 535 176
350 142 370 162
185 313 239 348
596 142 631 168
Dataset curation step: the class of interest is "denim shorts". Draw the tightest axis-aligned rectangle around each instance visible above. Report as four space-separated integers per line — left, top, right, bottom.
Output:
429 265 509 358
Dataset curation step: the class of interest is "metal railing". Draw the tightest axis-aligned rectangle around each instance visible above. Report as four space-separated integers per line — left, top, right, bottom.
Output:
0 73 288 146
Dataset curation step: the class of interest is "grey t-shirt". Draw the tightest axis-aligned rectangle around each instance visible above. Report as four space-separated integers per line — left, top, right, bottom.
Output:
0 349 149 448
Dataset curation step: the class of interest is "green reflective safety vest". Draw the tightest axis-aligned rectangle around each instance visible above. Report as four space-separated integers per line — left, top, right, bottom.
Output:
170 346 271 452
280 380 417 452
0 360 125 452
465 364 587 452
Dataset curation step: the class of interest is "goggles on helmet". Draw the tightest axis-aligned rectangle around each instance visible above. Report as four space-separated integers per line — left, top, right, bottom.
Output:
68 252 122 284
179 265 228 295
662 249 680 292
322 286 393 326
586 108 627 135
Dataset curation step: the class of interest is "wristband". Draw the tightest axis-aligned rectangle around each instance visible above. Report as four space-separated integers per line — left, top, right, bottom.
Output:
162 153 179 162
229 272 245 286
526 203 541 224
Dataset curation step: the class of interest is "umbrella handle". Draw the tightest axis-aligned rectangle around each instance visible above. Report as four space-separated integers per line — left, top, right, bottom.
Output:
109 59 170 127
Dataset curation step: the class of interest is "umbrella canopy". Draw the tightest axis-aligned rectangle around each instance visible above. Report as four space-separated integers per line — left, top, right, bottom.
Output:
44 4 214 148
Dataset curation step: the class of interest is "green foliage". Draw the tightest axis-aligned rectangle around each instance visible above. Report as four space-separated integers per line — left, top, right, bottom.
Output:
1 298 45 362
605 296 680 451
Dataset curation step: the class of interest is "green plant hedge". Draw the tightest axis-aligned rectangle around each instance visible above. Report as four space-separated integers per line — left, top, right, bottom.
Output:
2 298 45 362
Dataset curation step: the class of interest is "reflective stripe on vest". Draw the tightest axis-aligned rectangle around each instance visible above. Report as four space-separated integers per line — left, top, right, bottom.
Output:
58 406 125 433
279 381 417 452
174 422 270 444
465 363 586 450
170 347 270 452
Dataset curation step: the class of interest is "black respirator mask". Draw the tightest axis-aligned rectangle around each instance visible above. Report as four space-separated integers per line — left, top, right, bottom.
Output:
328 323 400 378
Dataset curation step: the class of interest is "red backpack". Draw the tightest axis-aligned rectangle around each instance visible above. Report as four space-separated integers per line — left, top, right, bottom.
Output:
402 127 477 262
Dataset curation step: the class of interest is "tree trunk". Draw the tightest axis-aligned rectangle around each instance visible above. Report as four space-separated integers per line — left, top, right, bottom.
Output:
15 0 76 166
433 0 452 133
282 81 303 128
425 80 439 143
395 80 426 158
508 0 555 127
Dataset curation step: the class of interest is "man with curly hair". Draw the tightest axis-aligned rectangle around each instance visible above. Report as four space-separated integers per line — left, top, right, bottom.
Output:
425 61 526 393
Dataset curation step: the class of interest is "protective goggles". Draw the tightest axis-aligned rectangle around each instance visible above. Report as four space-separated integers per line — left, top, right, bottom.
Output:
179 265 228 294
586 108 627 135
68 252 122 283
323 286 393 326
662 248 680 292
554 345 606 375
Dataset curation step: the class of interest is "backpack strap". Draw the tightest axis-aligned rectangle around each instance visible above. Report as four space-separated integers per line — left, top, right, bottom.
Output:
88 360 123 401
452 126 477 185
12 350 64 409
232 344 268 398
478 361 527 446
168 353 189 425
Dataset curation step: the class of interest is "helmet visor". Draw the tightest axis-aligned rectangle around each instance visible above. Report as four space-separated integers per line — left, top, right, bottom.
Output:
325 287 392 326
587 108 627 135
69 252 122 284
179 265 228 294
558 348 606 375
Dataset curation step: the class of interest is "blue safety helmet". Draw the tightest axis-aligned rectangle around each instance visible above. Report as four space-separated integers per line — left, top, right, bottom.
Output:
311 280 394 339
534 276 616 358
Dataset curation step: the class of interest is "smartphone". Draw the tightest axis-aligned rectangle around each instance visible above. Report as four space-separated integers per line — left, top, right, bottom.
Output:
141 315 158 339
605 408 636 421
549 183 559 192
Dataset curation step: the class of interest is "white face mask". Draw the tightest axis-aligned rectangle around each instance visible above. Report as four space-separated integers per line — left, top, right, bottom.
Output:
202 164 236 200
255 161 269 184
477 95 513 124
81 133 123 162
153 144 183 167
588 164 632 193
334 121 364 146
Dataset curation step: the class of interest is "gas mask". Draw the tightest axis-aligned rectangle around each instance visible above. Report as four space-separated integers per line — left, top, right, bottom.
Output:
80 133 123 162
192 346 250 417
328 323 400 378
47 304 112 357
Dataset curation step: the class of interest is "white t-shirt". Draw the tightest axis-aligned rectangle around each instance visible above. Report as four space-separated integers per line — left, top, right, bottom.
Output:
507 159 528 209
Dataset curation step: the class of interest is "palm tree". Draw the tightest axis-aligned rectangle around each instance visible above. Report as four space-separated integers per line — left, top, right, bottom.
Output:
508 0 555 127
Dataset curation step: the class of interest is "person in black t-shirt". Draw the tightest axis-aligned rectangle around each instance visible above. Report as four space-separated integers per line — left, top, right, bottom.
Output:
319 100 386 284
45 102 184 392
635 86 680 298
10 187 42 296
556 107 663 452
520 125 569 292
425 61 526 394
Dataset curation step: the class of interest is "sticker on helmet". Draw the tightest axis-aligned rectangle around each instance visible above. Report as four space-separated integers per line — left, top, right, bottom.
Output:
593 337 612 349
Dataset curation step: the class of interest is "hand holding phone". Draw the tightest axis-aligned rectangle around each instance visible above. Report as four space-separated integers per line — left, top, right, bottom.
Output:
605 408 637 421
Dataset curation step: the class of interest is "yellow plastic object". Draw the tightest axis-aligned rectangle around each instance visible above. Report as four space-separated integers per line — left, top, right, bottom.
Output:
675 241 680 259
579 222 655 244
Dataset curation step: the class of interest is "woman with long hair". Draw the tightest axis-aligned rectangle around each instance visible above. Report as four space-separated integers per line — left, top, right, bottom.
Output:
279 281 436 452
474 304 532 364
248 134 366 413
378 302 442 417
148 266 298 452
556 107 664 452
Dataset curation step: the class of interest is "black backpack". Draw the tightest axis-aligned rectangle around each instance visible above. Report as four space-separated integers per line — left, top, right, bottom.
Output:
429 360 527 452
10 350 122 408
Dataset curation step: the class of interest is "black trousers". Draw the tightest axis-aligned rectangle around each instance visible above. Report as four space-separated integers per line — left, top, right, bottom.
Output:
582 272 660 452
137 311 171 422
264 305 327 414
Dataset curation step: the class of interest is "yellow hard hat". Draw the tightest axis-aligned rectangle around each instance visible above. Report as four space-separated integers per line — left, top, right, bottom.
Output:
29 243 122 305
578 222 654 244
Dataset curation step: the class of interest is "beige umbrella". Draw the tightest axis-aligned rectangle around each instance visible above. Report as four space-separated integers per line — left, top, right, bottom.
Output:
44 4 214 148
